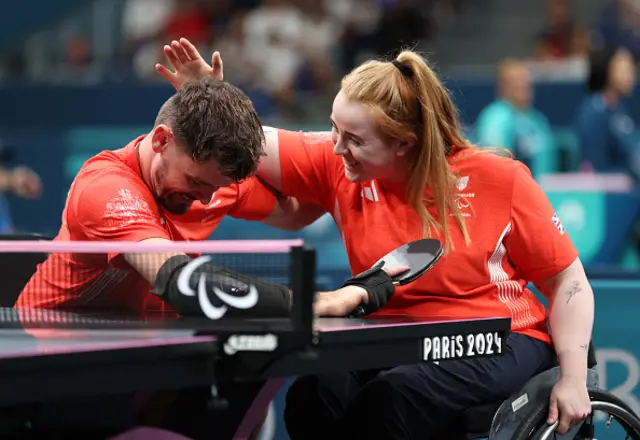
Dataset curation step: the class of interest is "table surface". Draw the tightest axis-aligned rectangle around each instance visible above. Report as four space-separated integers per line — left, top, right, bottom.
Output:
0 307 512 407
0 307 511 359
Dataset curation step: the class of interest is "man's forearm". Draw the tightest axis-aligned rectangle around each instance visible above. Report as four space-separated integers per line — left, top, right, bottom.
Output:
543 264 595 380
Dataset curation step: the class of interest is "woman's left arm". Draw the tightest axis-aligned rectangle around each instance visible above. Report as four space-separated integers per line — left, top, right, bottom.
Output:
535 257 594 434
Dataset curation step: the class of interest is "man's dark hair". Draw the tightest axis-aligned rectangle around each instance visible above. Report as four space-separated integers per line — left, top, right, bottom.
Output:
155 78 265 182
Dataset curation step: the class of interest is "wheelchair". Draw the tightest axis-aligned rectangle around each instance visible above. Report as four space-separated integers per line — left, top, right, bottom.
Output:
458 342 640 439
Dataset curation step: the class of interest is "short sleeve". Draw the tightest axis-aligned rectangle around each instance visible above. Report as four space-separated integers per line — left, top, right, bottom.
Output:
71 170 169 246
227 177 277 221
504 164 579 283
276 128 337 209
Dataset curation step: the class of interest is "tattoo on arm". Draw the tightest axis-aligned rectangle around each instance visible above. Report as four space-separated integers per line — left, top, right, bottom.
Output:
566 280 583 304
580 343 589 351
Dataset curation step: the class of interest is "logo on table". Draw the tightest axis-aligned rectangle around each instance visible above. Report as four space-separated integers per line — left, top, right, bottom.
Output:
223 334 279 355
176 256 259 320
422 332 503 361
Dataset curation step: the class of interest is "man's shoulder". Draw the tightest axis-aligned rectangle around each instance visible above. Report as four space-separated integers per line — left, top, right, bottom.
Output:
80 147 129 171
75 136 142 179
66 147 152 223
74 149 141 190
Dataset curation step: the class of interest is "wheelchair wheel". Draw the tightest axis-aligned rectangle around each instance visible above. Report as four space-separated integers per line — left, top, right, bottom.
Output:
511 388 640 440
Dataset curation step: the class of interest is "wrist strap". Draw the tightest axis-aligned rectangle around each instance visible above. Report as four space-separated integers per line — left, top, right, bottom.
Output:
342 261 395 315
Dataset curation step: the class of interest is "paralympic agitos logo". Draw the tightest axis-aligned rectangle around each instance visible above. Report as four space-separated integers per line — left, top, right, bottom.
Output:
176 256 259 319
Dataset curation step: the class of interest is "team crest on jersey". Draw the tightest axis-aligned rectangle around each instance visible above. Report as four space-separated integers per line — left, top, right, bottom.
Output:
552 212 565 235
456 176 469 191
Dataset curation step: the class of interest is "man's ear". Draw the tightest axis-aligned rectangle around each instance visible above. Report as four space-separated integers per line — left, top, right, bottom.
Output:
151 125 173 153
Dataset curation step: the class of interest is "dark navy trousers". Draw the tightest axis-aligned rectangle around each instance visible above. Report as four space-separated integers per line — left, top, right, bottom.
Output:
284 333 557 440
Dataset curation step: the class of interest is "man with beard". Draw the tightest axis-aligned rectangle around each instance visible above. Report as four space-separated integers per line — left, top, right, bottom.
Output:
17 78 368 318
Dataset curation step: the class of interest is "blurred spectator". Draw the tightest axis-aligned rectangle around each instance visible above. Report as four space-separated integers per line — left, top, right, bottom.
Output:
474 59 557 178
331 0 430 73
164 0 212 46
121 0 173 61
202 0 233 34
294 0 341 92
298 0 339 59
127 0 212 81
534 0 589 61
574 46 640 180
329 0 383 71
122 0 174 79
0 140 42 234
65 36 93 70
242 0 306 105
374 0 432 59
53 35 102 84
211 13 261 90
593 0 640 61
243 0 304 48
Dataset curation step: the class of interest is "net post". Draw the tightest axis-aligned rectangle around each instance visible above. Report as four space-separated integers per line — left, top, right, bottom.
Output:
289 244 316 346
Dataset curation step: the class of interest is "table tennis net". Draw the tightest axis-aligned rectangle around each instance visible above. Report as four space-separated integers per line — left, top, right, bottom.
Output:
0 239 308 325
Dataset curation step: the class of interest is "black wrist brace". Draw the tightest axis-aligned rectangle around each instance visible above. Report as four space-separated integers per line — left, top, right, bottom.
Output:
342 261 395 316
151 255 291 319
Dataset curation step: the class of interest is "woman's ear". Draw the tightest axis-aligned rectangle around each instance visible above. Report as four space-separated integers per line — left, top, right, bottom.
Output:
395 139 416 157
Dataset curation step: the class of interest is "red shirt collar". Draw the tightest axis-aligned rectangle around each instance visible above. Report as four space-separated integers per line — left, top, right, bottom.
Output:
121 135 147 176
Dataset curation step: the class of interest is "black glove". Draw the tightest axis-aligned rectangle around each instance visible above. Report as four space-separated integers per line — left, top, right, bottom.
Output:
342 261 395 318
152 255 291 319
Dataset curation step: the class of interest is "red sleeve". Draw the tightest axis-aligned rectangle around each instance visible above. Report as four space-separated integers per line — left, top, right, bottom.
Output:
227 177 277 221
276 128 338 210
504 165 579 283
70 170 169 258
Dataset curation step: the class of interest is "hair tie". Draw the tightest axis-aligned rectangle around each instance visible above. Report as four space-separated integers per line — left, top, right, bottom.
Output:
392 59 414 78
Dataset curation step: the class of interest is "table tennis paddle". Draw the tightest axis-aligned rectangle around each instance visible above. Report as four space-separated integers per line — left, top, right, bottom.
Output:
375 238 443 285
347 238 443 318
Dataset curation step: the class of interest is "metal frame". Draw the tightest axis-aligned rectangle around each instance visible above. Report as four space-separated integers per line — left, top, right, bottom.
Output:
289 245 317 348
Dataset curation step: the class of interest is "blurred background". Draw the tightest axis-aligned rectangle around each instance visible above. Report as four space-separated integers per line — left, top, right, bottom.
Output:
2 1 640 438
3 0 635 272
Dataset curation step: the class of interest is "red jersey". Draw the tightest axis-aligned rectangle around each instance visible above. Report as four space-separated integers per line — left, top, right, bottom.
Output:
17 136 276 312
275 129 579 344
